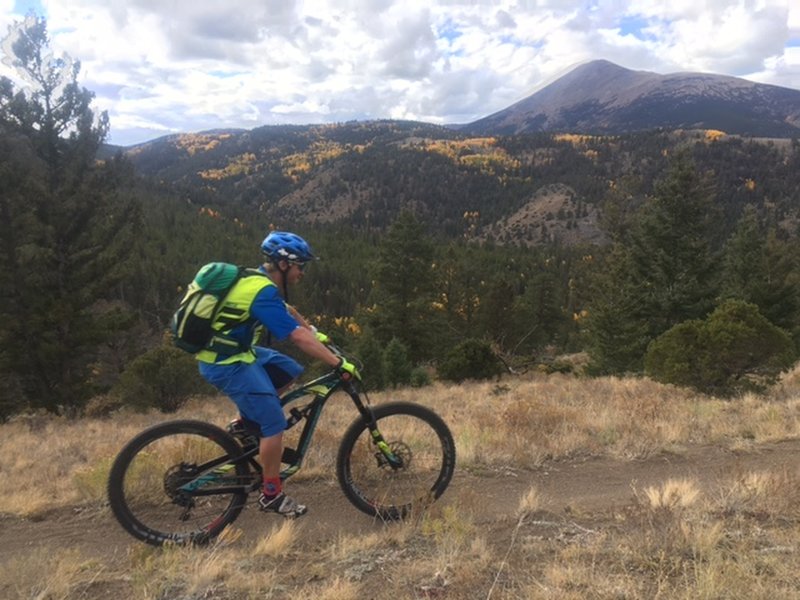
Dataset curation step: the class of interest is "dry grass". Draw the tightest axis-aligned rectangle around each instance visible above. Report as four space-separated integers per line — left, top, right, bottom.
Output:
3 365 800 598
642 478 701 510
0 548 107 600
253 519 300 557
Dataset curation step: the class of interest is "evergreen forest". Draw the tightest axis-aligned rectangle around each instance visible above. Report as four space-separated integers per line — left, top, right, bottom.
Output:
2 17 800 419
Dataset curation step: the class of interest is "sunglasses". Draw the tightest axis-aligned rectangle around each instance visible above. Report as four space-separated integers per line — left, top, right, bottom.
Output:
289 261 309 272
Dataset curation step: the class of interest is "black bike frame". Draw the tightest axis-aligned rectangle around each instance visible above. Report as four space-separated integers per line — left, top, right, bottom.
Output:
179 369 401 498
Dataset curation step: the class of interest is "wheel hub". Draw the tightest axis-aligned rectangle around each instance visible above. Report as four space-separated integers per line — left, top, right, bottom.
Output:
377 441 412 470
164 463 198 505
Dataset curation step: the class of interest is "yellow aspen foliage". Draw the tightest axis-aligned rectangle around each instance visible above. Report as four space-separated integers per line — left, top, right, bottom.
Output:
199 207 221 219
199 153 256 180
553 133 600 146
174 133 231 155
573 309 589 322
420 138 517 172
280 141 348 178
332 316 362 336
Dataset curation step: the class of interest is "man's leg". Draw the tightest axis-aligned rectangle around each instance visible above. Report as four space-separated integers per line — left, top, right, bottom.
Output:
256 409 307 518
258 429 307 517
259 431 283 494
199 358 306 517
260 348 303 396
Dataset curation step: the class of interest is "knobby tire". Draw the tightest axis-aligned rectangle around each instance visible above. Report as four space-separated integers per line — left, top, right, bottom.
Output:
336 401 456 520
107 420 250 547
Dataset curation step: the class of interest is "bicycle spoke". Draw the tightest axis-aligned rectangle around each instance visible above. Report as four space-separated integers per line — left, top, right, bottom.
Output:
109 421 252 546
338 403 455 519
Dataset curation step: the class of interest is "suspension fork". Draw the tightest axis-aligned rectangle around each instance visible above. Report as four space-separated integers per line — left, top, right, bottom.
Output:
345 383 404 468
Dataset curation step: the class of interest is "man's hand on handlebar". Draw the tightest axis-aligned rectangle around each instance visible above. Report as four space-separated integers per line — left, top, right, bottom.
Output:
311 326 331 344
335 357 361 382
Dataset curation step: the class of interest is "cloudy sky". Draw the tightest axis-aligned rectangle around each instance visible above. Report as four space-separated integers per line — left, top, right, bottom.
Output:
1 0 799 146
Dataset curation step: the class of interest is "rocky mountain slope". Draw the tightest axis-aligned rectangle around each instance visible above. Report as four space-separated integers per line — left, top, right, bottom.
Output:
461 60 800 138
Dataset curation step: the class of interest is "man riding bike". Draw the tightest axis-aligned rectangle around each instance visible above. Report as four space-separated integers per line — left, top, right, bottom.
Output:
196 231 360 517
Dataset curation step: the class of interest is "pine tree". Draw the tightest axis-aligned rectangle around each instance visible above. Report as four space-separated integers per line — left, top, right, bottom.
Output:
627 152 719 336
585 244 650 374
0 128 47 416
435 243 481 332
586 153 721 374
721 206 800 338
0 16 137 415
367 211 444 360
474 276 518 348
382 337 413 388
354 328 385 390
720 205 765 302
759 232 800 338
512 256 567 353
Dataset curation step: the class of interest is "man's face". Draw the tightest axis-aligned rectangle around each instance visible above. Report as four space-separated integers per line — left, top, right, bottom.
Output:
285 261 306 285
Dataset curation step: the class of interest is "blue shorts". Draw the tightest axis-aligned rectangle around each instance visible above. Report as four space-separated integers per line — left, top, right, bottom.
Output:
199 347 304 437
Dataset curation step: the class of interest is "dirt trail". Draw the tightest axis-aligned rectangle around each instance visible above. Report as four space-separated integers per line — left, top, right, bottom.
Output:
3 438 799 564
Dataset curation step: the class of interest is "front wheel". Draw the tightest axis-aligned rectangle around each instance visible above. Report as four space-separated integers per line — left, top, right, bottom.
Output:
336 401 456 520
107 420 252 546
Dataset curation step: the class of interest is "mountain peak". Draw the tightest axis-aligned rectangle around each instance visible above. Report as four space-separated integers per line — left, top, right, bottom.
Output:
569 59 636 76
463 61 800 138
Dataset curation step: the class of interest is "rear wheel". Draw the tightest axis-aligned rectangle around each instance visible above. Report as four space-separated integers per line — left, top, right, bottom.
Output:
336 401 456 520
107 420 252 546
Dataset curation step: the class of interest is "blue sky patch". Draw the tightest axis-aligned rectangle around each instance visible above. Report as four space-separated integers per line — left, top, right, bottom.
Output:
437 21 464 57
438 21 462 44
13 0 45 17
209 70 246 79
500 34 542 50
788 37 800 47
618 15 652 41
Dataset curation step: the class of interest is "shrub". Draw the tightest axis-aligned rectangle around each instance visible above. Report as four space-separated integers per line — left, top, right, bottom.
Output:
83 394 123 418
112 343 213 412
355 328 385 390
383 337 413 388
437 339 504 383
645 300 796 396
410 366 432 388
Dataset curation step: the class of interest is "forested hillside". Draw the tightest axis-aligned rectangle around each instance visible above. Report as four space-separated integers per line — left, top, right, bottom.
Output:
2 17 799 420
126 126 800 246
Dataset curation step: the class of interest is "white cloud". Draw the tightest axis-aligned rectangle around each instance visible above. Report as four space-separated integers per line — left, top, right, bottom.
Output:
0 0 795 145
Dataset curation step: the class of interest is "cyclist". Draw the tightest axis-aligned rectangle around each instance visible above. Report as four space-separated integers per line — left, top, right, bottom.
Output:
196 231 360 517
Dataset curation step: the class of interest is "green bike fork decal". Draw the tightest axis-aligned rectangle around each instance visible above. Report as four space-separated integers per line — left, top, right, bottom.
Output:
371 430 402 466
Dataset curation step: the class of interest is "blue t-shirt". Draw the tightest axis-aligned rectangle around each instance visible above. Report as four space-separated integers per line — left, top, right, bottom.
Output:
251 284 300 341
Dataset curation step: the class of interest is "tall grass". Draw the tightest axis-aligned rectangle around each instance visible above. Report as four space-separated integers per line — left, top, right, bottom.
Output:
2 366 800 598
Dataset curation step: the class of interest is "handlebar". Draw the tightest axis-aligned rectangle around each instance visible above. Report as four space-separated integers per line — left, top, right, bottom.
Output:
326 341 345 357
324 341 364 380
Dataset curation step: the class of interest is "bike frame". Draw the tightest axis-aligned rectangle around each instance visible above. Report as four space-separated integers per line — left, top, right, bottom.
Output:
178 369 402 498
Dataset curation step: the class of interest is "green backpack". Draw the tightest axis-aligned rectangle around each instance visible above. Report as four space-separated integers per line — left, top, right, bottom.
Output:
171 262 247 354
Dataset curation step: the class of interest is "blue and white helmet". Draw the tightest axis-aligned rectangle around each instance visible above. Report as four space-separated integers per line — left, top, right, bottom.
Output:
260 231 315 263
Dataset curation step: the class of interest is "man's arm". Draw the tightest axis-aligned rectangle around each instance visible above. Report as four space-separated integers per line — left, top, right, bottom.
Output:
288 326 340 367
286 304 312 330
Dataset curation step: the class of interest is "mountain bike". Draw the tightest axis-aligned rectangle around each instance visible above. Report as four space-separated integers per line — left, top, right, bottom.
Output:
107 346 456 546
